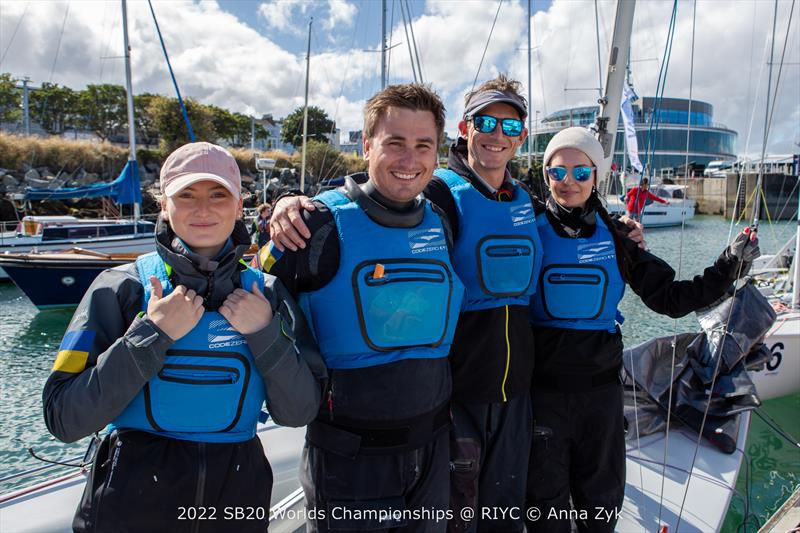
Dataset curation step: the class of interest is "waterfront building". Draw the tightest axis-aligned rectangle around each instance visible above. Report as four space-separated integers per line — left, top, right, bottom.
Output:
526 97 737 173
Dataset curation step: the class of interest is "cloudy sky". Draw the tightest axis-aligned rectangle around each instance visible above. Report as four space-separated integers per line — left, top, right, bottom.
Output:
1 0 797 154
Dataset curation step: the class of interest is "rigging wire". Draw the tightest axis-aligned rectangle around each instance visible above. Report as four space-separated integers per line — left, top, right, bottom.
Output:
657 0 695 528
48 4 70 83
762 0 796 169
317 7 362 185
470 0 503 94
752 0 780 229
386 0 395 82
147 0 195 142
405 0 424 84
399 0 418 83
0 2 29 67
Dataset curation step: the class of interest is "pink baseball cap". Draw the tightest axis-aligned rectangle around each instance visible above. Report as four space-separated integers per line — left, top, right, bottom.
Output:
160 142 241 197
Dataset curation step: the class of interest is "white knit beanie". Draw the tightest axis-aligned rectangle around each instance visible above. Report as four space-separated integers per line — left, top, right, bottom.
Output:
542 126 606 183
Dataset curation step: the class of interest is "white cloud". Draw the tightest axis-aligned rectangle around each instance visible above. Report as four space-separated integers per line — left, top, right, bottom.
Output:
257 0 309 36
0 0 797 153
324 0 357 31
503 0 800 155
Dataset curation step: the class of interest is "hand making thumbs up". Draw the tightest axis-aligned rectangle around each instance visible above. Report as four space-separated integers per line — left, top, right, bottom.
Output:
146 276 205 341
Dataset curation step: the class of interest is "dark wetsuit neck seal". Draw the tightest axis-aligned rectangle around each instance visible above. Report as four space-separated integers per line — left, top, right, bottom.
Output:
344 175 425 228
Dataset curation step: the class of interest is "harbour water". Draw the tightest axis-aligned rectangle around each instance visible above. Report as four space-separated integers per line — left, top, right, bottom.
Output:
0 215 797 530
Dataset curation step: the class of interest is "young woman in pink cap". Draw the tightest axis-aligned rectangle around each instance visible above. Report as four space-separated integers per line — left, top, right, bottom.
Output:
44 142 326 532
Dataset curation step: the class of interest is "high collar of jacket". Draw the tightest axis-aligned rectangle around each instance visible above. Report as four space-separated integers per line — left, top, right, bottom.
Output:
154 216 252 310
545 193 601 239
344 175 426 228
447 137 515 197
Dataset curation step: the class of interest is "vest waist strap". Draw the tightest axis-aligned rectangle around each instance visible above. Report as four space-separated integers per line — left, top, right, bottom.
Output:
307 402 450 457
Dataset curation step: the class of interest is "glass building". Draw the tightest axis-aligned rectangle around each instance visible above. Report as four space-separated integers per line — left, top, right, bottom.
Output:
526 97 737 172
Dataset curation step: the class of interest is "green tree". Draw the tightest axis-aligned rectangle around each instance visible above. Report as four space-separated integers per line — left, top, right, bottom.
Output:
0 73 21 124
29 82 79 134
77 84 127 141
209 105 237 144
281 106 335 147
303 139 345 184
147 95 215 154
133 93 159 146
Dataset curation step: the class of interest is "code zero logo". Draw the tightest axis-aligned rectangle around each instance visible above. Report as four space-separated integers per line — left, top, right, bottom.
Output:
510 203 534 226
208 319 246 348
408 227 447 255
577 241 615 263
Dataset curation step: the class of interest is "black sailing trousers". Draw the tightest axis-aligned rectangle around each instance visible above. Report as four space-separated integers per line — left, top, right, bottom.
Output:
73 429 273 533
525 383 625 533
448 395 532 533
300 431 450 532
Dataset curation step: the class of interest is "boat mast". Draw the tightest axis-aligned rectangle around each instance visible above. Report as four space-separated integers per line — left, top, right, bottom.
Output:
794 182 800 309
527 0 532 175
593 0 635 189
381 0 387 88
300 18 312 194
121 0 139 221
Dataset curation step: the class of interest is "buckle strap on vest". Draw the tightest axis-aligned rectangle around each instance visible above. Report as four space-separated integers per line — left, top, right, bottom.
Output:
532 368 620 392
307 403 451 458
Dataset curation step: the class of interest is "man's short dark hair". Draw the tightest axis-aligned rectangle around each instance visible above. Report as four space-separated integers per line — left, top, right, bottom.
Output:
363 83 446 144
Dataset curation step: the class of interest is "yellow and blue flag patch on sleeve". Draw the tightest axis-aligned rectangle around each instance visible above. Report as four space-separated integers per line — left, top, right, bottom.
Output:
259 242 283 273
52 330 96 373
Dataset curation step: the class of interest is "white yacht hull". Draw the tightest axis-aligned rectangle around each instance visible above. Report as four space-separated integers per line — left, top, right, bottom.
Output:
0 235 154 280
606 197 697 228
750 310 800 401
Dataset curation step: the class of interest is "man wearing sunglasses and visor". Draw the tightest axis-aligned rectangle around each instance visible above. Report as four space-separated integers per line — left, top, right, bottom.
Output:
427 75 542 533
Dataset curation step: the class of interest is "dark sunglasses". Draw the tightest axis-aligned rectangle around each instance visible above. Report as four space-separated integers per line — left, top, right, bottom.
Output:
545 166 595 182
470 114 524 137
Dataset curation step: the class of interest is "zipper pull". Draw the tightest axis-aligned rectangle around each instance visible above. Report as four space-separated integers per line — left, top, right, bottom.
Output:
327 386 334 421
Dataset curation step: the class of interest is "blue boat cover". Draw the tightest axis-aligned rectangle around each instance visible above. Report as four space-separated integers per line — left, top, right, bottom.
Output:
24 160 142 204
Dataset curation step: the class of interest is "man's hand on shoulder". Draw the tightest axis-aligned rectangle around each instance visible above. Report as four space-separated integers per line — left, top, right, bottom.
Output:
270 195 315 252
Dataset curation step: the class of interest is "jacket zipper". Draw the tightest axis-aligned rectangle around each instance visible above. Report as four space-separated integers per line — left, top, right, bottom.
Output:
191 442 206 533
500 305 511 402
204 273 214 307
327 380 334 422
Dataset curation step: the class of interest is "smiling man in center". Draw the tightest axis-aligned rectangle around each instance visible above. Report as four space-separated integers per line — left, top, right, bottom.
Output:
258 83 464 532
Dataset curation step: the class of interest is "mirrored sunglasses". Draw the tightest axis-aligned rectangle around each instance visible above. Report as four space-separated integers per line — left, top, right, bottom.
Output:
471 115 524 137
545 166 595 182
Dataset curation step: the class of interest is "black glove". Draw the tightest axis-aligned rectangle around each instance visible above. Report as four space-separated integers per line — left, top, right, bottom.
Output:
724 227 761 277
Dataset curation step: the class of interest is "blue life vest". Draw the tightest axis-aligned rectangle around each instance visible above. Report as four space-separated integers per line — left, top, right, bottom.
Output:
299 189 464 370
435 169 543 311
529 216 625 332
111 252 267 443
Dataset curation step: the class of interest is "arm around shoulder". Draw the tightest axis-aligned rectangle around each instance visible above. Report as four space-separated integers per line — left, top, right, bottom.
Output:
246 275 327 427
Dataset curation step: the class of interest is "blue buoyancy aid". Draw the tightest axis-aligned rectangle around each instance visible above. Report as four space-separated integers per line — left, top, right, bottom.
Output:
112 252 267 443
435 169 543 311
529 216 625 332
299 189 464 370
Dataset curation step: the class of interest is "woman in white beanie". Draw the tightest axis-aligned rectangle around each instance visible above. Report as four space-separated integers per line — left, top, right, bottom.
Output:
524 127 760 533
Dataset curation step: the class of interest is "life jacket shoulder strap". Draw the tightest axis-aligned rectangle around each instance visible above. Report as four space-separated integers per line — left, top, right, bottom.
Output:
315 188 350 209
136 252 171 310
434 168 468 191
238 263 264 294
